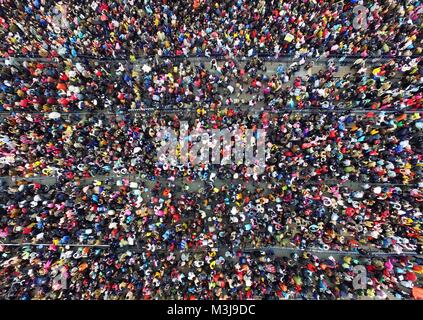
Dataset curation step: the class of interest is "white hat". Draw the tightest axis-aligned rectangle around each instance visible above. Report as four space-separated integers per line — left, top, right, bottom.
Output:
373 186 382 194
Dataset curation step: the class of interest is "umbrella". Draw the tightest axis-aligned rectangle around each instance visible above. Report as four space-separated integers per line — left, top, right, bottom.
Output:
48 112 61 119
142 64 152 73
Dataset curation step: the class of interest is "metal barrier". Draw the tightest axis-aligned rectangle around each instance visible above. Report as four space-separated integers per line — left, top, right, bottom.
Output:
243 246 422 258
1 53 419 63
0 107 421 117
1 242 420 258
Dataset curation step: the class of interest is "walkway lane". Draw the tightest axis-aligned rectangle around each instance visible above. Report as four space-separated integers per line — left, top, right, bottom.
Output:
0 174 421 256
1 53 418 117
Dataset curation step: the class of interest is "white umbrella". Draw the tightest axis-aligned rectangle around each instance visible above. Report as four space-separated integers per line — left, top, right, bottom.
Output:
142 64 152 73
48 112 61 119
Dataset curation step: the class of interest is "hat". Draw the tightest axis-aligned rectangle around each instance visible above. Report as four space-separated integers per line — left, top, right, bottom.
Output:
373 187 382 194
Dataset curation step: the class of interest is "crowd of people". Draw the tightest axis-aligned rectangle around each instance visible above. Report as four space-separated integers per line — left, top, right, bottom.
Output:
0 175 422 253
0 108 421 299
0 0 421 59
0 0 422 300
0 110 422 184
0 53 421 113
1 246 422 300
